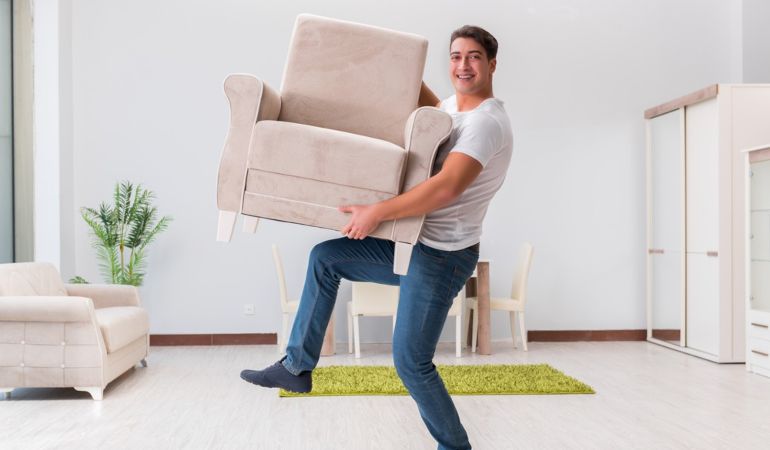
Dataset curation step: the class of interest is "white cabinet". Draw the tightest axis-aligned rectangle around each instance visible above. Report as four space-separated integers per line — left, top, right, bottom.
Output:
745 149 770 377
647 84 770 363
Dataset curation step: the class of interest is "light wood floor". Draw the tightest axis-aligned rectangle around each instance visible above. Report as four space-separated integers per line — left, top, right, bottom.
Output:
2 341 770 450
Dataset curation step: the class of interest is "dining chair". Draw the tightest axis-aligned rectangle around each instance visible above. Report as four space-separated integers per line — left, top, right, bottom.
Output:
466 243 534 351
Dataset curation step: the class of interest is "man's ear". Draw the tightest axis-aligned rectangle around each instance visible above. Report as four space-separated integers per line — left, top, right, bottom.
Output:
489 58 497 74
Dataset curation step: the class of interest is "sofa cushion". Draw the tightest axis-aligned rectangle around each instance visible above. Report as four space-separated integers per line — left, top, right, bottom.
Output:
248 120 407 195
0 262 67 296
94 307 149 353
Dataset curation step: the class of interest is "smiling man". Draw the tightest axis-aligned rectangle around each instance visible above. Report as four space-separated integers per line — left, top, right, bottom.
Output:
241 25 512 450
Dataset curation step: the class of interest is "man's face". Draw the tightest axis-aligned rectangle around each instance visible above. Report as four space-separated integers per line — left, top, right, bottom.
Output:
449 37 496 96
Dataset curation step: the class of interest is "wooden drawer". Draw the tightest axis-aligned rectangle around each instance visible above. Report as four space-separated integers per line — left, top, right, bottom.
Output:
748 337 770 370
748 310 770 340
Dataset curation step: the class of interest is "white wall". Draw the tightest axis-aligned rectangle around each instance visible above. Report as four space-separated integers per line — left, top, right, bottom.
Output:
58 0 75 276
59 0 745 342
32 0 61 268
743 0 770 82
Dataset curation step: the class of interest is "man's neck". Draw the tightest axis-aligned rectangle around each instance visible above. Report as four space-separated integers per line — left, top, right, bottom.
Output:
455 91 494 112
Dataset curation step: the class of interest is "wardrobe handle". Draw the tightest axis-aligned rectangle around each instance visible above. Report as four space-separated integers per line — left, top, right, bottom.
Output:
751 349 769 357
648 249 664 255
706 251 718 257
751 322 769 329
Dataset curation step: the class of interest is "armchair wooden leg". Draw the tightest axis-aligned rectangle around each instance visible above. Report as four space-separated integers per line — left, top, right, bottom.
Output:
75 386 103 401
519 312 528 351
242 216 259 233
140 358 148 368
217 210 237 242
393 242 413 275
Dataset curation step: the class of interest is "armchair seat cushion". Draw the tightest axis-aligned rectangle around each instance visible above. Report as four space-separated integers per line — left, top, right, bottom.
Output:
247 120 407 195
94 307 149 353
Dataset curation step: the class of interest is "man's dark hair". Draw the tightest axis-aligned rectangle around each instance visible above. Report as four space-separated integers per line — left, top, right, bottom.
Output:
450 25 498 60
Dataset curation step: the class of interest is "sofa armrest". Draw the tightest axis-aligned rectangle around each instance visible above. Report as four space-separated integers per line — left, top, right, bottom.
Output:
392 107 452 243
64 284 141 309
0 296 94 322
216 74 282 228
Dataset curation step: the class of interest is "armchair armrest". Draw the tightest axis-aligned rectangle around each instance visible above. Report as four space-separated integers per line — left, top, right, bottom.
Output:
216 74 282 241
0 296 94 322
392 107 452 243
65 284 141 309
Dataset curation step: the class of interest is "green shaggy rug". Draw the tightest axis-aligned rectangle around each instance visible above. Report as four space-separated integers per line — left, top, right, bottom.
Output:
279 364 594 397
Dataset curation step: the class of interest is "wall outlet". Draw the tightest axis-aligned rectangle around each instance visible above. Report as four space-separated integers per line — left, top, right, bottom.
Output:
243 304 255 315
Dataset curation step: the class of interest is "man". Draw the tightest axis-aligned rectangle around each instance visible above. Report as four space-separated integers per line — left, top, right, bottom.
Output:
241 25 512 450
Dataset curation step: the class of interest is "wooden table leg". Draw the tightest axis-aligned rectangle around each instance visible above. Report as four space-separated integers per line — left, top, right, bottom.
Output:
476 261 491 355
321 315 335 356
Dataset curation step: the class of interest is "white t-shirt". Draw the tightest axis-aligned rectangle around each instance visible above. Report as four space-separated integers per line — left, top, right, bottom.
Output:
418 95 513 251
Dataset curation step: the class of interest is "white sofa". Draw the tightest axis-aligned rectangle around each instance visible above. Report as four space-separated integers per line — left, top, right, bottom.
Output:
0 262 149 400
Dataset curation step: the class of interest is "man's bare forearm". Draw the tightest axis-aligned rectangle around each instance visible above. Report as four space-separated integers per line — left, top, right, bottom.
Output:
376 153 483 221
339 153 482 239
376 174 457 221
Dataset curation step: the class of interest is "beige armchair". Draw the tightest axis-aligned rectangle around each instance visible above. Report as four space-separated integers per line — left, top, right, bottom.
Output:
216 14 452 275
0 263 149 400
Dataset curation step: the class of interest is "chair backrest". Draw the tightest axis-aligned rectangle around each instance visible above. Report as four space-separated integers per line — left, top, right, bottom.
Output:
510 243 534 305
278 14 428 147
351 282 399 315
0 262 67 296
271 245 290 311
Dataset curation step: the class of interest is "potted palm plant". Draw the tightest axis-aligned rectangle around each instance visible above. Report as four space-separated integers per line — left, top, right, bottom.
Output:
73 181 171 286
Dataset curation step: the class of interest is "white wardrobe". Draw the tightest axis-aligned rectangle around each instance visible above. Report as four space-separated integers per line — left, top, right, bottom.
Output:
646 84 770 363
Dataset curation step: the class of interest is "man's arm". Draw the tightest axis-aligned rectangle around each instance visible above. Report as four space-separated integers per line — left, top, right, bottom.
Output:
419 82 441 107
339 152 482 239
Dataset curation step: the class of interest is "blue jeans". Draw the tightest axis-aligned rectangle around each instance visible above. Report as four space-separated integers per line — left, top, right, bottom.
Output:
282 237 478 450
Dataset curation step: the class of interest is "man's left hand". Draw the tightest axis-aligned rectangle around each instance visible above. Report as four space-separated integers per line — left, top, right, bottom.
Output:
339 204 383 240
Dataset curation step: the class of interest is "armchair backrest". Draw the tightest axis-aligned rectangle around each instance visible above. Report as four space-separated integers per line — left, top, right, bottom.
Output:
0 262 67 296
278 14 428 147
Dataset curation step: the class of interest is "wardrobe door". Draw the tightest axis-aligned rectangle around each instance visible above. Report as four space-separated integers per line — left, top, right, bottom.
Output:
685 98 719 253
686 253 720 355
648 109 685 345
684 98 720 355
650 109 685 251
650 250 684 344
